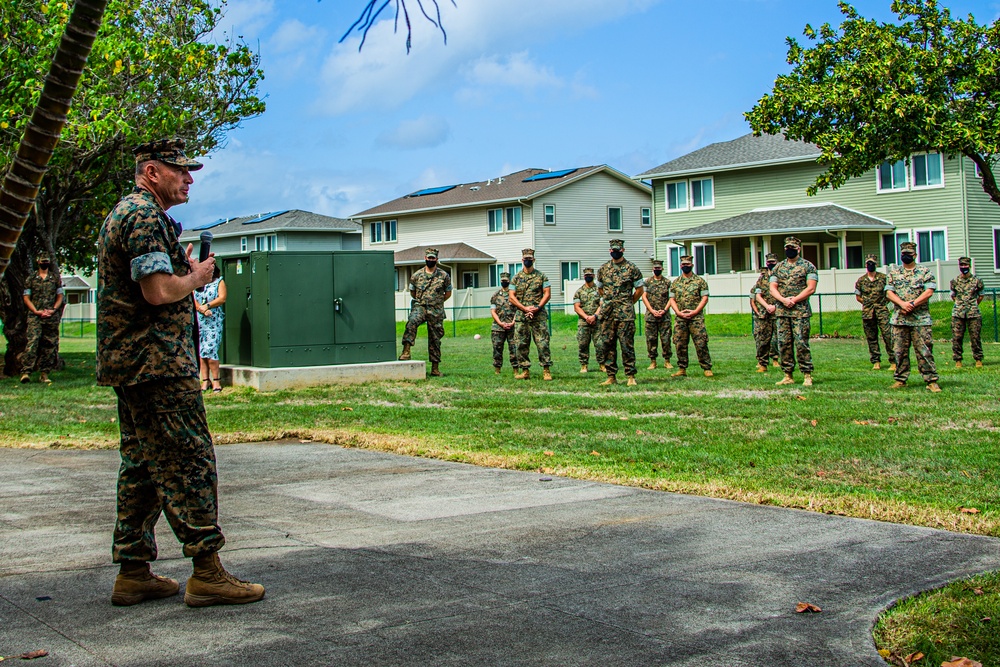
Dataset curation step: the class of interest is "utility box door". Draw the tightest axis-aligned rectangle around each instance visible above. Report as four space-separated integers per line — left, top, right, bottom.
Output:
222 256 252 366
333 252 395 345
267 253 336 347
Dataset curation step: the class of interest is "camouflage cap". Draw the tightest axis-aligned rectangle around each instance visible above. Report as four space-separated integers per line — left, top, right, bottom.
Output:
651 260 664 268
35 252 50 263
679 255 694 265
499 271 511 280
522 248 535 257
899 241 917 253
764 252 778 262
609 239 625 250
583 267 595 275
865 253 878 263
783 236 802 249
424 247 438 259
133 138 203 171
959 256 972 266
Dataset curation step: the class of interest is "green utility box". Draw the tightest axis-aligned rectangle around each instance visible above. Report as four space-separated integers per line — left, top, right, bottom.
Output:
222 251 396 368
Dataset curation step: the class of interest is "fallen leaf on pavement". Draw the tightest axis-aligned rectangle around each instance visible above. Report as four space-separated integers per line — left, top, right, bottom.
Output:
960 507 980 514
904 651 924 663
941 658 982 667
299 440 312 444
9 651 49 660
795 602 821 613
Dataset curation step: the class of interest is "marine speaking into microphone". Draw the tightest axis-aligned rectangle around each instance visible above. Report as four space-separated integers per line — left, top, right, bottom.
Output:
197 231 213 291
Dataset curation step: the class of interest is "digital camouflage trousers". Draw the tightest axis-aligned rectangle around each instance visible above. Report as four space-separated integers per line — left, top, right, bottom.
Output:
20 314 59 373
402 305 445 363
599 318 636 377
644 314 672 361
515 315 551 369
776 316 813 374
892 324 938 383
862 310 892 364
673 315 712 371
951 317 983 362
113 375 225 563
752 315 778 367
491 327 517 369
577 321 605 366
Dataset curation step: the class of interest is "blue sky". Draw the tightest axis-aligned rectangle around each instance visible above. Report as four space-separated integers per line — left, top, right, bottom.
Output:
178 0 1000 227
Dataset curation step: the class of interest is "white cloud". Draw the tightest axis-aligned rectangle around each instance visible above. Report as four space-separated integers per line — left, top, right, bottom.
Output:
376 115 451 149
213 0 275 42
269 19 325 54
465 52 562 89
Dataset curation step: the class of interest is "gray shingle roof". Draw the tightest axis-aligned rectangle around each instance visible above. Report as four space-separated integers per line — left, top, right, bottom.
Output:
657 204 895 242
636 133 822 179
61 275 91 290
179 209 360 242
394 242 495 266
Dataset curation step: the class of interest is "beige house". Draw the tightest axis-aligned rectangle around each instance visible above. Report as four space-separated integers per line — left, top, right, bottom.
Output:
353 165 654 317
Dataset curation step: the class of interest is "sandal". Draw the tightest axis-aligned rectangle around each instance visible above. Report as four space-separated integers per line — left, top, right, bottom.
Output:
212 378 222 393
201 378 210 392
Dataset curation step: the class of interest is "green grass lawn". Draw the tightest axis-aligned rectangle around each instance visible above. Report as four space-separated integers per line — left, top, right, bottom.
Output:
3 317 998 663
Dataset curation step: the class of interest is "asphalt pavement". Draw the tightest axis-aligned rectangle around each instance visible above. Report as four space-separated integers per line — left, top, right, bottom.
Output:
1 442 998 666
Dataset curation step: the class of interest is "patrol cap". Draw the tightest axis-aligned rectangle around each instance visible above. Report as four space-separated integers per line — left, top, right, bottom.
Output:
865 253 878 263
651 260 663 268
679 255 694 265
133 138 203 171
899 241 917 253
499 271 511 280
764 252 777 262
609 239 624 250
522 248 535 258
583 267 595 275
959 256 972 266
35 252 50 263
783 236 802 249
424 247 438 259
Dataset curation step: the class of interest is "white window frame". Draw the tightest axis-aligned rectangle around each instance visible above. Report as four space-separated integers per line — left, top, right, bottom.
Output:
881 231 910 265
640 207 651 227
369 221 383 244
505 206 522 233
845 241 864 269
254 234 277 252
666 244 684 277
690 177 714 210
607 206 623 232
507 261 523 276
560 261 580 284
692 242 717 275
385 219 397 243
543 204 556 225
665 180 688 213
877 159 909 193
461 271 479 289
665 177 714 211
913 227 948 262
489 264 504 287
993 226 1000 273
823 243 840 270
240 236 247 253
488 208 503 234
911 152 945 190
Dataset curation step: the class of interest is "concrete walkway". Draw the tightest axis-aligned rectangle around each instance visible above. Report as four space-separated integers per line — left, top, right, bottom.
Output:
1 443 998 666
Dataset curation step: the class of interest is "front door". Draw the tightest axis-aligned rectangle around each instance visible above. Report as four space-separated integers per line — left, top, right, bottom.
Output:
802 243 820 268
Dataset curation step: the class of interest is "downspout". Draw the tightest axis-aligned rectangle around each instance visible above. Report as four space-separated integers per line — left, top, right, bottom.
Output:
960 155 970 258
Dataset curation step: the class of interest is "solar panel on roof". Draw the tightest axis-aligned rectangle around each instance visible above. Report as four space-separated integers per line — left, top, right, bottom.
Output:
409 185 457 197
522 168 577 182
186 218 228 231
242 210 290 225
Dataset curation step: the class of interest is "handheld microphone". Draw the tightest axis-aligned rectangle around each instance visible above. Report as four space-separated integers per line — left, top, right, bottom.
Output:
197 231 213 292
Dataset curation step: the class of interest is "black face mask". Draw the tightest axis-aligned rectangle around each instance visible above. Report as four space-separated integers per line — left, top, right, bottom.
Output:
653 269 662 276
39 263 51 269
500 281 510 289
900 253 915 264
785 248 799 259
425 260 437 268
522 258 533 268
765 262 776 270
584 275 594 283
681 265 693 274
610 250 624 260
960 266 970 274
866 262 877 272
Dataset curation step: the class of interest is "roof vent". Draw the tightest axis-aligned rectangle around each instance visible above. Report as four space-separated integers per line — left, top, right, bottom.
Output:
497 176 504 184
470 186 480 191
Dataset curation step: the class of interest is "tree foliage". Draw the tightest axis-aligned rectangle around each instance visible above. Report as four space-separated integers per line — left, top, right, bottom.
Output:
745 0 1000 206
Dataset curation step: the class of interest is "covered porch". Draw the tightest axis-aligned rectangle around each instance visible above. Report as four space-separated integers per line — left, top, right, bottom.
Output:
393 242 498 321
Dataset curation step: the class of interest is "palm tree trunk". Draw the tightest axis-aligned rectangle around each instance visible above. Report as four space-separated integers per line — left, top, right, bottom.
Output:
0 0 108 282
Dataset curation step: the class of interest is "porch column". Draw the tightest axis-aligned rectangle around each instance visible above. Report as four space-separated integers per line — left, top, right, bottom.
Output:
838 231 847 270
762 236 771 258
749 237 759 271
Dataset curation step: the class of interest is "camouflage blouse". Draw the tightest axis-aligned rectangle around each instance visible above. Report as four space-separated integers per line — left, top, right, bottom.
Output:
409 266 452 317
96 187 198 386
510 268 550 322
950 273 984 319
886 264 936 326
573 284 602 318
490 288 516 331
671 273 709 315
751 269 776 318
854 272 890 319
644 275 671 316
23 271 64 313
597 259 643 321
769 257 818 318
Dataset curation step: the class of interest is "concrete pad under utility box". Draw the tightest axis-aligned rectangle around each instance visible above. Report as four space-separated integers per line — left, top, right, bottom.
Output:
222 361 425 391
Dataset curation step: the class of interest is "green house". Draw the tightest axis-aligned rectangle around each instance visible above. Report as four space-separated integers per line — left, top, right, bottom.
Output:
635 133 1000 289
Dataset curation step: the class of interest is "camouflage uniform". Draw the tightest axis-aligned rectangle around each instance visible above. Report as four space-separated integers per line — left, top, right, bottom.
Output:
770 252 818 375
597 252 644 378
886 257 938 384
854 270 892 364
751 266 778 367
511 265 551 370
97 181 224 563
490 280 517 370
402 265 452 364
20 266 63 375
574 279 604 366
950 266 984 363
671 272 712 371
643 274 672 364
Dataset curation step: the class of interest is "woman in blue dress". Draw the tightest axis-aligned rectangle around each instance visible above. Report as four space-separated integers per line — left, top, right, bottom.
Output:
195 264 227 392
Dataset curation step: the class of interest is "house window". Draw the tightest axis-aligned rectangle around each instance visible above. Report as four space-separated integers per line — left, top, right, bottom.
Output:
912 152 943 188
693 243 716 275
915 228 947 262
385 219 397 242
507 262 523 276
505 206 522 232
666 181 688 211
666 177 713 211
690 178 714 209
240 236 247 252
461 271 479 289
560 262 580 283
607 206 623 232
254 234 277 251
369 221 383 244
882 232 910 265
489 265 504 287
394 269 406 292
544 204 556 225
878 160 908 192
488 209 503 234
667 245 683 277
846 244 864 269
993 227 1000 271
640 207 651 227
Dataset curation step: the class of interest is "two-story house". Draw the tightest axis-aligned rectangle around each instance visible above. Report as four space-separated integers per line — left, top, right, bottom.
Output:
635 133 1000 299
179 209 362 257
353 166 654 313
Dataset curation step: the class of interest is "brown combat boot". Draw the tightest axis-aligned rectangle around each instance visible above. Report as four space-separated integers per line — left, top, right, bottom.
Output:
542 368 553 381
955 361 962 369
664 360 673 369
926 382 942 393
580 365 588 374
888 363 897 371
398 343 411 361
430 363 442 377
514 368 530 380
891 380 906 389
976 360 984 368
772 359 780 368
112 562 179 606
647 361 657 370
598 364 606 373
704 370 714 378
872 362 881 370
184 553 265 607
39 372 51 384
671 368 686 377
20 373 30 383
802 373 813 387
600 376 617 386
494 366 502 375
775 374 794 386
626 376 637 386
756 364 767 373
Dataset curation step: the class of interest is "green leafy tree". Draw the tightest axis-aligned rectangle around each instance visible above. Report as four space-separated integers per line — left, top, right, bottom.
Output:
745 0 1000 206
0 0 264 374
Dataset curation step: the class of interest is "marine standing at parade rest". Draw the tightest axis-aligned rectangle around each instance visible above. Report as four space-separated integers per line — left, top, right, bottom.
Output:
597 239 644 386
490 271 517 375
19 251 63 384
399 247 453 377
885 241 941 392
769 236 818 387
509 248 553 381
573 267 604 373
668 254 712 377
750 252 779 372
854 253 894 371
97 138 264 608
641 259 673 370
950 256 985 368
